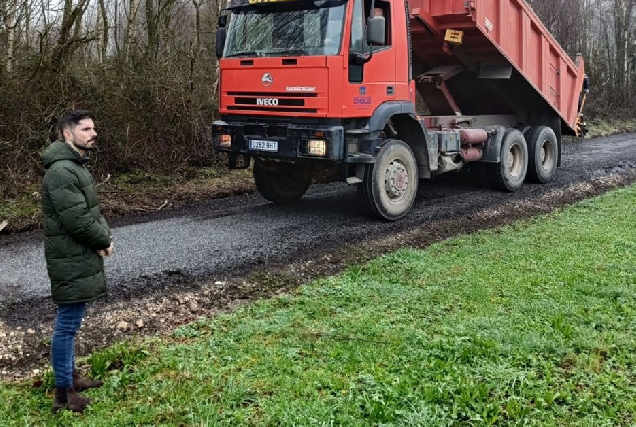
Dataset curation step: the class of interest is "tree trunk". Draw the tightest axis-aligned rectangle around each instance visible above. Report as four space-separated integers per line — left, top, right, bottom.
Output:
125 0 141 60
6 0 19 73
50 0 91 70
613 0 635 89
23 0 32 52
144 0 176 63
97 0 109 63
193 0 201 55
190 0 202 93
212 0 223 105
146 0 158 61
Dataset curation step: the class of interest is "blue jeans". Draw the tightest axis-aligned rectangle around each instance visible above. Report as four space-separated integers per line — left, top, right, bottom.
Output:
51 303 86 388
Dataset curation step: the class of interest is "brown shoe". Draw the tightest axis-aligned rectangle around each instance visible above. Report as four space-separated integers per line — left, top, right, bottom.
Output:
52 387 91 413
73 370 104 391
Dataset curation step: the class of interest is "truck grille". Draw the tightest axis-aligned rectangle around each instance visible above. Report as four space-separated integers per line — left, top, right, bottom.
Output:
242 123 288 138
227 92 318 97
226 91 319 114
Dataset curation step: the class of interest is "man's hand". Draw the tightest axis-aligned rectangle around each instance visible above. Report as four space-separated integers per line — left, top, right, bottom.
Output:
97 242 114 258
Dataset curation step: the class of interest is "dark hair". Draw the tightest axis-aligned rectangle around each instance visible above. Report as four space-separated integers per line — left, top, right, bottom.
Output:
58 110 95 140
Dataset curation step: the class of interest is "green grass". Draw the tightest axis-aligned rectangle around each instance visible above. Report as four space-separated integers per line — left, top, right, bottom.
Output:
586 116 636 138
0 184 41 227
1 185 636 426
107 167 247 191
0 167 254 232
95 167 254 195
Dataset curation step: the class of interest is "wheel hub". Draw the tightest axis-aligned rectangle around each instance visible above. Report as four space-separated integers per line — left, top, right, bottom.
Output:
540 139 555 170
540 146 546 162
507 144 523 177
385 160 409 199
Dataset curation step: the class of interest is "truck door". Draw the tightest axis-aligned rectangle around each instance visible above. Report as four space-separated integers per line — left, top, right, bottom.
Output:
345 0 396 117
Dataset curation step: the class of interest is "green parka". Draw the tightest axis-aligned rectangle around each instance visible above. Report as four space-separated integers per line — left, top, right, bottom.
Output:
41 140 112 305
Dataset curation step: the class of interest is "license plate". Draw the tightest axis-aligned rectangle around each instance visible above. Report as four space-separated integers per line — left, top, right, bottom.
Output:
249 139 278 152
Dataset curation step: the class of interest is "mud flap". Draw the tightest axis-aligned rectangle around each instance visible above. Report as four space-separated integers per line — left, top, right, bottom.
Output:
229 153 251 169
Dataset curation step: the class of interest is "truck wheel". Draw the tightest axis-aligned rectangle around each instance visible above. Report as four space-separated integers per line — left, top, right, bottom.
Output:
358 139 418 220
525 126 558 183
253 160 310 204
486 128 528 192
253 161 274 201
515 124 531 139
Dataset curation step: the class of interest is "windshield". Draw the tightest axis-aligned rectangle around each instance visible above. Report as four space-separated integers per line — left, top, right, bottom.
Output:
224 0 346 57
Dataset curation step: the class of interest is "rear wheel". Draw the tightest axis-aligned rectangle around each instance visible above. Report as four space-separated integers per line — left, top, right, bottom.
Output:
358 139 418 220
253 160 310 204
525 125 558 183
515 124 531 139
486 128 528 191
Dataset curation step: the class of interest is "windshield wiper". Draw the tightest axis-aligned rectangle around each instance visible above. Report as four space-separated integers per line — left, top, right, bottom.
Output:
265 48 308 57
225 50 262 58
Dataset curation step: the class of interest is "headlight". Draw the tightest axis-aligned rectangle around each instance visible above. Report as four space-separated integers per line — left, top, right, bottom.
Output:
306 139 328 156
215 134 232 149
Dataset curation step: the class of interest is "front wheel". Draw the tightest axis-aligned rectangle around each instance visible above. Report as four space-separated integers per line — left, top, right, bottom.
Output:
253 160 310 204
358 139 418 221
485 128 528 192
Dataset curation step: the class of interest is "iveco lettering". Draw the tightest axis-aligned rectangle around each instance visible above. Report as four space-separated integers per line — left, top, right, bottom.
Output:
256 98 279 106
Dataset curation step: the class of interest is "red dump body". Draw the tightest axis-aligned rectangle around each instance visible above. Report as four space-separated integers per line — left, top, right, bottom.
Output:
410 0 585 135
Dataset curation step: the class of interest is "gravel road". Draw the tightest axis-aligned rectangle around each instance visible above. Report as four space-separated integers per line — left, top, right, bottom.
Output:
1 132 635 381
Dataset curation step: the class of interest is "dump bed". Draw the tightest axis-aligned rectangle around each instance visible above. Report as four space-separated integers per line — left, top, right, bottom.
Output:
408 0 585 135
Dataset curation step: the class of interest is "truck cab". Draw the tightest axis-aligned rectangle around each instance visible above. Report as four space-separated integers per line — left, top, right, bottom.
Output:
213 0 588 220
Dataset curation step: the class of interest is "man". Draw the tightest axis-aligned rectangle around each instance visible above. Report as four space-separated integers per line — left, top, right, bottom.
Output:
41 110 114 413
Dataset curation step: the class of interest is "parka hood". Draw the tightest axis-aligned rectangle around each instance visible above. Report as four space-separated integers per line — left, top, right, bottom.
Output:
41 140 85 169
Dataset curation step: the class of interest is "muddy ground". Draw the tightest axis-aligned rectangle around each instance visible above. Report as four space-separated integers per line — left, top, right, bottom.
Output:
1 133 636 383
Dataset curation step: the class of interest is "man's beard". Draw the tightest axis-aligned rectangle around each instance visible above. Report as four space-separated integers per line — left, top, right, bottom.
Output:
73 139 97 151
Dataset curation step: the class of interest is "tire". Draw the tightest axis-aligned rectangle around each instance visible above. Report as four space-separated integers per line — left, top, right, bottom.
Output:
525 125 558 183
357 182 374 215
515 124 531 139
485 128 528 192
253 161 274 201
253 160 310 204
359 139 418 220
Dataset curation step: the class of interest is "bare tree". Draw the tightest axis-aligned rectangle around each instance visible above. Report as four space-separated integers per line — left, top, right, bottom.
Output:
5 0 20 72
50 0 92 69
96 0 108 62
613 0 635 89
22 0 32 52
124 0 141 60
144 0 177 62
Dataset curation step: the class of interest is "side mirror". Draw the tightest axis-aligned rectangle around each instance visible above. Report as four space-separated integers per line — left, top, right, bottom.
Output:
216 27 227 58
218 14 227 28
349 51 370 65
367 16 385 46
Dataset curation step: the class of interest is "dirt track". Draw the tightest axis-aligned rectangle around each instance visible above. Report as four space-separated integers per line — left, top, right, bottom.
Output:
1 133 636 382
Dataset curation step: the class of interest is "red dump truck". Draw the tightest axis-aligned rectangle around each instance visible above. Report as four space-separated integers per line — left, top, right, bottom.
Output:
212 0 589 220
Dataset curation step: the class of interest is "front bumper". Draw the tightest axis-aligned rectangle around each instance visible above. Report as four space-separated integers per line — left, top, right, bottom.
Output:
213 120 345 162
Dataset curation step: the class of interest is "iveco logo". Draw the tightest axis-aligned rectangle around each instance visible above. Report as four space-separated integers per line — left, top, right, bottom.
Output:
261 72 273 87
257 98 279 106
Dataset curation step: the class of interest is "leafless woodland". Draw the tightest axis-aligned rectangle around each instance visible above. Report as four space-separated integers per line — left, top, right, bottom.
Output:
0 0 634 195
